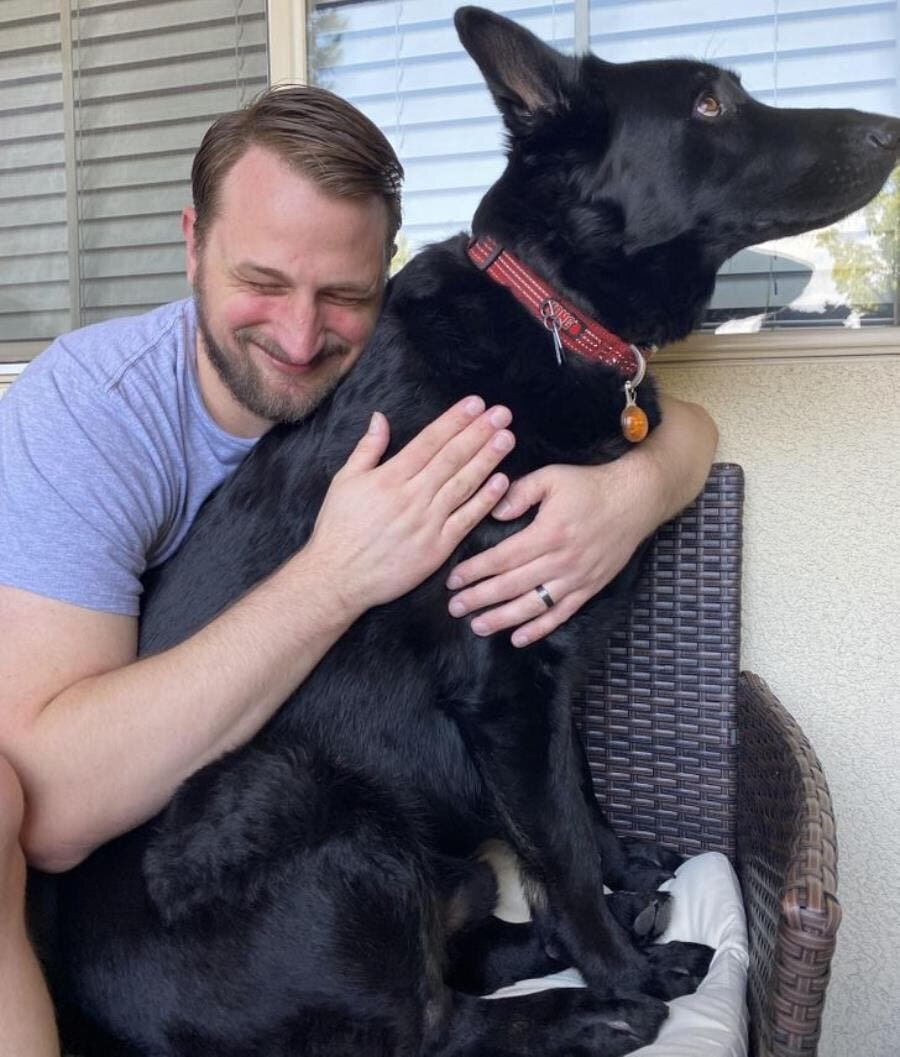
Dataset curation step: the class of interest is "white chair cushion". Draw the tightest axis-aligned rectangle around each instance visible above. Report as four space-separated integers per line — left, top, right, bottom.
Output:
484 851 750 1057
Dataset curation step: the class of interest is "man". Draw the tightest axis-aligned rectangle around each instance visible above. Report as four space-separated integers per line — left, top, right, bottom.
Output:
0 84 717 1052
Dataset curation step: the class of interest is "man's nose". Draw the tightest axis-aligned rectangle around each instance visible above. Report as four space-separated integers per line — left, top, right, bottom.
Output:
276 294 322 365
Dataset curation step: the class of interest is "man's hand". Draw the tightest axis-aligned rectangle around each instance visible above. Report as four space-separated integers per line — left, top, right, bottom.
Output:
444 460 658 647
445 396 718 646
306 396 515 614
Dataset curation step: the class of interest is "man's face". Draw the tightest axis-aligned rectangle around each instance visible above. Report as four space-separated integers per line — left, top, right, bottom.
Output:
183 145 390 436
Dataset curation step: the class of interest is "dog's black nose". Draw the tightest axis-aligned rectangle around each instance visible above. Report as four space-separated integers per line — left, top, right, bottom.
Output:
867 121 900 153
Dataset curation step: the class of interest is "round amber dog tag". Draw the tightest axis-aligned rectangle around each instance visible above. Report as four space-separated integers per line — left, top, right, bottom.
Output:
621 404 649 443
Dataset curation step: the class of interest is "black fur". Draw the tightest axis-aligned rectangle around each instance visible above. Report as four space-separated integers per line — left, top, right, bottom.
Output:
41 8 899 1056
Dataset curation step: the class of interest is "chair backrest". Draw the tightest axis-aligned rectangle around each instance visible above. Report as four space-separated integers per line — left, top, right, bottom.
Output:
575 462 745 861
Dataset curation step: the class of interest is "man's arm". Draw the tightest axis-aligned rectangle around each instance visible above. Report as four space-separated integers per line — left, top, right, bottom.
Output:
0 398 514 872
445 395 718 646
0 755 59 1056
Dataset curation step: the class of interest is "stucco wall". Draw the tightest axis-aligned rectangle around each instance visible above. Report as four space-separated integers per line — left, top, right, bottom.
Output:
657 356 900 1057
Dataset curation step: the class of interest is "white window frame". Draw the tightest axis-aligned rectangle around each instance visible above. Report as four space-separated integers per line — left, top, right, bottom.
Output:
268 0 309 86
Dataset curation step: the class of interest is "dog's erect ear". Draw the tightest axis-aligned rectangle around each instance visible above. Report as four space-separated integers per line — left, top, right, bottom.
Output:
454 6 577 131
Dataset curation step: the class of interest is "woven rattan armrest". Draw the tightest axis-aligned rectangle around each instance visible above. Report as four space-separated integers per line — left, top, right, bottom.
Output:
737 671 841 1057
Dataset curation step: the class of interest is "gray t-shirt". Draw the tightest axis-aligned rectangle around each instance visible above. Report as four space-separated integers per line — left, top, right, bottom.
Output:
0 299 257 616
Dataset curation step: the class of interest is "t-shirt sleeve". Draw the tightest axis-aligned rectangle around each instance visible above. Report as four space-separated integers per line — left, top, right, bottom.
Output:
0 364 169 617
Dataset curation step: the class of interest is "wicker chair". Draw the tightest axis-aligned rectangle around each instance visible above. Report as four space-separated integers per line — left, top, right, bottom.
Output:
574 462 841 1057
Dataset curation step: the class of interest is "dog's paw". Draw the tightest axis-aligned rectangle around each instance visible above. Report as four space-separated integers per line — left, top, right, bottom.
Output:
463 988 668 1057
606 890 673 943
616 838 683 890
564 993 668 1056
643 940 714 1000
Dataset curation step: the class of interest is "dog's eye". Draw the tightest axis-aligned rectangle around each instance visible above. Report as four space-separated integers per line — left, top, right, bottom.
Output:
695 94 723 119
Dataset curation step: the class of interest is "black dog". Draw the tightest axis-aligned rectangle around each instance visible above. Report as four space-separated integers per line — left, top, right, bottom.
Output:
43 8 899 1056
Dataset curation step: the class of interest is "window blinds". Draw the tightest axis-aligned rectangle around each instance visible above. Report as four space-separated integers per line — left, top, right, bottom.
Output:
0 0 67 343
0 0 268 350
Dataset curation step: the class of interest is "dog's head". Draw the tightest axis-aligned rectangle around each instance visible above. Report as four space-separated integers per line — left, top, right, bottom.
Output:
455 6 900 341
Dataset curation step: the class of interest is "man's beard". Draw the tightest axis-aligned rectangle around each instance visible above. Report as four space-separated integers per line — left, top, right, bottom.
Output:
195 272 349 426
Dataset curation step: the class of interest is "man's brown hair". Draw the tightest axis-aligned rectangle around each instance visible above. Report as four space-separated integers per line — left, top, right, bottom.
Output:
191 84 403 256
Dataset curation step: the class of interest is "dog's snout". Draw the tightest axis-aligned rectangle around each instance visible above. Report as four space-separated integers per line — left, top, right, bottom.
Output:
866 121 900 154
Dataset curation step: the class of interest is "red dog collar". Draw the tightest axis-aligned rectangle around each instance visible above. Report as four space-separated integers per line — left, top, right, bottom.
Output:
467 235 649 376
467 235 652 442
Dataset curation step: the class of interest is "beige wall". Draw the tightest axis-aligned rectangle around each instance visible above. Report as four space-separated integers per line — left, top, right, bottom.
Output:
657 351 900 1057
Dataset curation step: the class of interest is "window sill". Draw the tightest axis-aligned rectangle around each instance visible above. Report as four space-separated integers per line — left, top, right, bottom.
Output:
0 362 26 388
655 326 900 367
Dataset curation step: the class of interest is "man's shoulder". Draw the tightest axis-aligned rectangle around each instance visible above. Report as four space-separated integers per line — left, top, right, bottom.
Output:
39 299 196 395
1 298 201 465
2 300 198 447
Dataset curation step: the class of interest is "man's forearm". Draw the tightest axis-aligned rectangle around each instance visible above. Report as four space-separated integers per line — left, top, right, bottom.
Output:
19 549 360 872
627 394 719 530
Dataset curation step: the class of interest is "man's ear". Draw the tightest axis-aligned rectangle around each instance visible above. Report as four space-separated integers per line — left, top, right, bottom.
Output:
182 207 199 287
454 6 577 135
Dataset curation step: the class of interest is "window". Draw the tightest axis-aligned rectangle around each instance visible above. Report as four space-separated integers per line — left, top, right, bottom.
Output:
308 0 900 333
0 0 268 365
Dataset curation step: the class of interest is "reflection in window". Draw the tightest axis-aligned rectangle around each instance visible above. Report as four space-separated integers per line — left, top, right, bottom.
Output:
309 0 899 331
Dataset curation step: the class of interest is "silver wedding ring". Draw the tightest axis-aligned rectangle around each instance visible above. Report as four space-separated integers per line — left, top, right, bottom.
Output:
534 584 555 609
